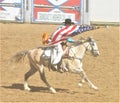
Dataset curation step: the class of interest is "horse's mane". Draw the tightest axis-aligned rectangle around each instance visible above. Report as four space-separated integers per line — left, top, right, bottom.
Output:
68 37 87 47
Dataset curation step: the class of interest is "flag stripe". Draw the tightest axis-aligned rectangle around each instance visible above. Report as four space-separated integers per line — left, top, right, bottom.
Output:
51 26 70 42
62 25 78 36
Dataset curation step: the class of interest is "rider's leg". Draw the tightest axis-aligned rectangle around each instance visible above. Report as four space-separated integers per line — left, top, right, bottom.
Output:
51 44 63 65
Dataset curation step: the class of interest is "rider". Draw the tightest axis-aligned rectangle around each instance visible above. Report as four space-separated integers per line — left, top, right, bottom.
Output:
48 19 74 65
48 18 95 65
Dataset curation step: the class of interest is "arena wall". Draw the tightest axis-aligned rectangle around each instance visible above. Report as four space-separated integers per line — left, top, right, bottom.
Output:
0 0 119 25
0 0 86 24
89 0 120 25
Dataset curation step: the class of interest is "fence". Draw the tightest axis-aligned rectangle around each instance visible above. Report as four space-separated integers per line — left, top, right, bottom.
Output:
0 0 23 22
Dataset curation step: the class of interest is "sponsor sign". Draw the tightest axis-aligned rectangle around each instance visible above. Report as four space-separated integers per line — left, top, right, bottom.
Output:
32 0 81 23
0 0 23 22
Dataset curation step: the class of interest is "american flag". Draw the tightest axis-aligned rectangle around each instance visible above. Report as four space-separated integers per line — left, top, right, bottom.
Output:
49 25 94 45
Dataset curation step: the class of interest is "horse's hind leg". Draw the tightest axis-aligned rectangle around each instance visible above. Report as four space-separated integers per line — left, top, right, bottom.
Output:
24 64 37 91
38 65 56 93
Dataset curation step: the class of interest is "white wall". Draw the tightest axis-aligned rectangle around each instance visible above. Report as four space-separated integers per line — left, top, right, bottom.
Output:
90 0 120 22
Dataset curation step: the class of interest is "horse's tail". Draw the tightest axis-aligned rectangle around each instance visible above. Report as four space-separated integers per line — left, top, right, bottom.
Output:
10 50 28 64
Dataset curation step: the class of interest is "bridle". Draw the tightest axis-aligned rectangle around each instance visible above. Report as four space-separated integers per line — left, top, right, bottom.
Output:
64 38 99 60
89 39 99 55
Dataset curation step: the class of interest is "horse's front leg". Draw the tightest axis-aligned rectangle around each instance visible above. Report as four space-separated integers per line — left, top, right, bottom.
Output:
60 61 69 72
79 68 98 90
38 64 57 93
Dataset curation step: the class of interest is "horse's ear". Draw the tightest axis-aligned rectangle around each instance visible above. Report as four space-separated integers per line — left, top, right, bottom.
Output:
78 39 85 43
87 36 93 41
80 36 85 40
81 39 86 43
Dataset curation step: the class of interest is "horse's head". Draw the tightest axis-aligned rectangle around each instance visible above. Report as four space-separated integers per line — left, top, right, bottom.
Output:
85 37 100 56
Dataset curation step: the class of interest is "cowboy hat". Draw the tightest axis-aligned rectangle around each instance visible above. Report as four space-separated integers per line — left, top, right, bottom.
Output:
63 19 74 25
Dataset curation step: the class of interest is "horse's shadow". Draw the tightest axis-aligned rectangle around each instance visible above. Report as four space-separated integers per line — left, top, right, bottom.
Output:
1 83 77 94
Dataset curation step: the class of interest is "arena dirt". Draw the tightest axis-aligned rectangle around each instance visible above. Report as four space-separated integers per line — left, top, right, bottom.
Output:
0 23 119 102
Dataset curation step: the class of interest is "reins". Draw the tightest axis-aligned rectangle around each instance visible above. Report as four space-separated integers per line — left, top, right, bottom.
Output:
64 40 87 61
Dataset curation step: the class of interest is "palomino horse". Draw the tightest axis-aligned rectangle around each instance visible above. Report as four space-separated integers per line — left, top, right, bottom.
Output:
10 37 100 93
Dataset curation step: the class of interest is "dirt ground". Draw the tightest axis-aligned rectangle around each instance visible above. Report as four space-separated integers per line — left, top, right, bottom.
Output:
0 23 119 102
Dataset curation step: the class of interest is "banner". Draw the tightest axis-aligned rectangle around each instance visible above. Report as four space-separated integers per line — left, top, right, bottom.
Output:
32 0 81 24
0 0 23 22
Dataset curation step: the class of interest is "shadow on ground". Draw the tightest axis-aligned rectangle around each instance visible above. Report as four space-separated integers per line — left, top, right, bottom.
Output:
1 83 78 94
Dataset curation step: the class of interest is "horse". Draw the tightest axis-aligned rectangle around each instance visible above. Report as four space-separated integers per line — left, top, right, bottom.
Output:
10 37 100 93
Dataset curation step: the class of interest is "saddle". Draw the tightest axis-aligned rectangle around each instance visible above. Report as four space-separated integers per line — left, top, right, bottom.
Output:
41 38 76 63
42 48 51 60
42 44 63 65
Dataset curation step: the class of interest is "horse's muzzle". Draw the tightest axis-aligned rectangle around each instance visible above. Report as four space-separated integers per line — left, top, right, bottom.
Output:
93 51 100 57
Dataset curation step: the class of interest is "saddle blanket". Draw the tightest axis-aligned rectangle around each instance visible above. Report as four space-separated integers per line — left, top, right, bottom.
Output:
43 45 63 65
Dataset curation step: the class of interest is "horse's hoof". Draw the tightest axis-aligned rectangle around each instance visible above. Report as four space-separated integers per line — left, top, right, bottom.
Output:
57 69 64 73
82 79 85 83
50 87 57 94
24 88 31 91
91 85 98 90
24 86 31 91
94 87 98 90
78 83 83 87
